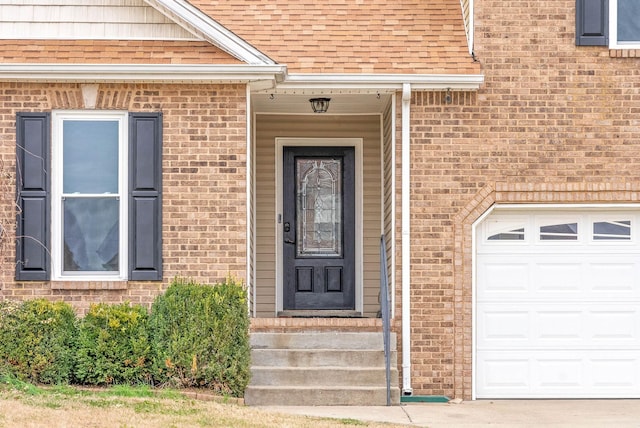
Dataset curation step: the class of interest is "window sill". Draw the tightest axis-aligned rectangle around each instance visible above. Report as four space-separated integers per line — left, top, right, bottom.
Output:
51 281 128 290
609 49 640 57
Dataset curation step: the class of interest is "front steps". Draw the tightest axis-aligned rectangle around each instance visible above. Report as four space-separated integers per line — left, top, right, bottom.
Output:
244 331 400 406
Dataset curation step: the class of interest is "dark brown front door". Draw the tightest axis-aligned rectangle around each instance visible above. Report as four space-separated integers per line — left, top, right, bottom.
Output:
282 146 355 310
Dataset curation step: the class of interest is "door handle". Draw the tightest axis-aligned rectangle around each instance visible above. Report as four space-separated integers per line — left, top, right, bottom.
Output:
284 238 295 245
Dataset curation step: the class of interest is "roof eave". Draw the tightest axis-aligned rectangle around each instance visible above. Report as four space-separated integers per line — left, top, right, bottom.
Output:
276 73 485 91
0 64 286 84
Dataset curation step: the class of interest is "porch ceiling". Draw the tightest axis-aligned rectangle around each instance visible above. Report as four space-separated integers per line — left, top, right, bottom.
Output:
251 93 391 115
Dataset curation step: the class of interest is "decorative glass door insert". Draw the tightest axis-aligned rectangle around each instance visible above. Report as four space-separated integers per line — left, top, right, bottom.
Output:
296 158 342 258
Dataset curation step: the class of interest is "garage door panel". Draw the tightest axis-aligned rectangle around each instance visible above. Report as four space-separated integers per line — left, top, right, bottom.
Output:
477 350 640 398
479 309 530 342
589 358 637 388
533 261 583 292
477 209 640 398
587 262 640 294
479 303 640 349
536 358 583 388
477 260 530 295
477 255 640 299
536 311 583 340
589 309 639 341
477 356 530 394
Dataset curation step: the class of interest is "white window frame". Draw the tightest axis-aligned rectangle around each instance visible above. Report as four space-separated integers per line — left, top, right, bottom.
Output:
51 110 128 281
609 0 640 49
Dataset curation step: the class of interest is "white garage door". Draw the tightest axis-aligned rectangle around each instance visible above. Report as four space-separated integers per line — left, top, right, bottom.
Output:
476 208 640 398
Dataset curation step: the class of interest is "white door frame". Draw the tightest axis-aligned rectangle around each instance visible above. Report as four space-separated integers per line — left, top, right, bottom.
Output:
275 137 364 315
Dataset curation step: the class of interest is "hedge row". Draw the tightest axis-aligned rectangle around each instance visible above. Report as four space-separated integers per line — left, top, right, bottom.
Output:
0 277 250 397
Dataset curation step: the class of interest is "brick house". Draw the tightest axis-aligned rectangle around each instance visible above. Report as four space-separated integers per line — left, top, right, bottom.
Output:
1 0 640 403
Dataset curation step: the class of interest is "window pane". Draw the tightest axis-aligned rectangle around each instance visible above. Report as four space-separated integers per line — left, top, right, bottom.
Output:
618 0 640 42
540 223 578 240
63 197 119 272
296 158 342 257
593 220 631 240
63 120 119 193
488 228 525 241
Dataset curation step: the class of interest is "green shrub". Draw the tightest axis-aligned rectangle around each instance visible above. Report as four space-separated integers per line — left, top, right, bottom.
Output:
149 277 250 397
74 302 152 386
0 299 77 384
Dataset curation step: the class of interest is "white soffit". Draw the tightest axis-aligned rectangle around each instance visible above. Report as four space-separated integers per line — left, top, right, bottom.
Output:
0 64 286 84
270 73 485 91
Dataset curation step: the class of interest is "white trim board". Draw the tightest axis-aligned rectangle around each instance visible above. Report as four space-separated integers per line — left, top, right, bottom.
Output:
51 110 129 282
0 64 286 84
275 137 364 315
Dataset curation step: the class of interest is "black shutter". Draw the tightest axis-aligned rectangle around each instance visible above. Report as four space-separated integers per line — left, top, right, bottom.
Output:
15 113 51 281
576 0 609 46
129 112 163 280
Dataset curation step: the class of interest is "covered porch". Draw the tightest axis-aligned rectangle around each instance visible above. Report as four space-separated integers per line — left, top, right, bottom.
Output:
247 92 397 319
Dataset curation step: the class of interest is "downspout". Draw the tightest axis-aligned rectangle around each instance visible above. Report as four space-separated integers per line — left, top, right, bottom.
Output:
401 83 413 396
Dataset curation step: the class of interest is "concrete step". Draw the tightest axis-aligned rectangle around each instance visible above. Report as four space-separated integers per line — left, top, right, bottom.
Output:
244 386 401 406
250 366 399 387
246 331 399 406
251 348 397 367
250 332 396 350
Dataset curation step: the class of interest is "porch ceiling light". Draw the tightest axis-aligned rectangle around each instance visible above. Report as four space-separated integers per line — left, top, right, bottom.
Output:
309 97 331 113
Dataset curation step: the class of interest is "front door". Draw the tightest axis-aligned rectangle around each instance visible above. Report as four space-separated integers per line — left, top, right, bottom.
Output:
282 146 355 310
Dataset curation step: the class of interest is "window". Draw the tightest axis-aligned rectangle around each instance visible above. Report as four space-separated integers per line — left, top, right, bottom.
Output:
611 0 640 48
576 0 640 48
15 111 163 282
593 220 631 240
488 228 525 241
540 222 578 241
52 112 127 279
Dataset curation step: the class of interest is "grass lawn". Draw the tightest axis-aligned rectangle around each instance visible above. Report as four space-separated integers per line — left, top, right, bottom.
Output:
0 381 405 428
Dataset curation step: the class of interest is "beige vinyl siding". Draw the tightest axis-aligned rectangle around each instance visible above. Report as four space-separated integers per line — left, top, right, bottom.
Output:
0 0 197 40
255 114 382 318
248 112 256 316
381 99 394 313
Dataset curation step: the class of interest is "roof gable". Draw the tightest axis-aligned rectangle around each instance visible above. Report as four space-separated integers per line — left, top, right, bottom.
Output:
0 0 274 65
0 0 196 41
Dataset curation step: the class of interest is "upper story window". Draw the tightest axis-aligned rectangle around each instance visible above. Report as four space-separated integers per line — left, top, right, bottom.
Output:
611 0 640 47
52 111 128 280
576 0 640 48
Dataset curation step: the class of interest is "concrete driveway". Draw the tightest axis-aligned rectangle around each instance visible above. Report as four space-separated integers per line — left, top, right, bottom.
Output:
259 400 640 427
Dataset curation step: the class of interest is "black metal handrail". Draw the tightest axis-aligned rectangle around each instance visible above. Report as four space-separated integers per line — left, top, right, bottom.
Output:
380 235 391 406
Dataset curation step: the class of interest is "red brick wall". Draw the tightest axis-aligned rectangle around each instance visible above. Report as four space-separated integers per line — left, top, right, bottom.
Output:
0 83 247 315
401 1 640 398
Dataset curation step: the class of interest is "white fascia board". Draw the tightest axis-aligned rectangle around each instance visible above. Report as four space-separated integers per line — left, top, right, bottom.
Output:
0 64 286 84
278 73 485 91
143 0 275 65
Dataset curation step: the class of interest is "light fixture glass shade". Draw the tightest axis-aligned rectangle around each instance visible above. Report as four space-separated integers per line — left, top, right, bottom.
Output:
309 97 331 113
